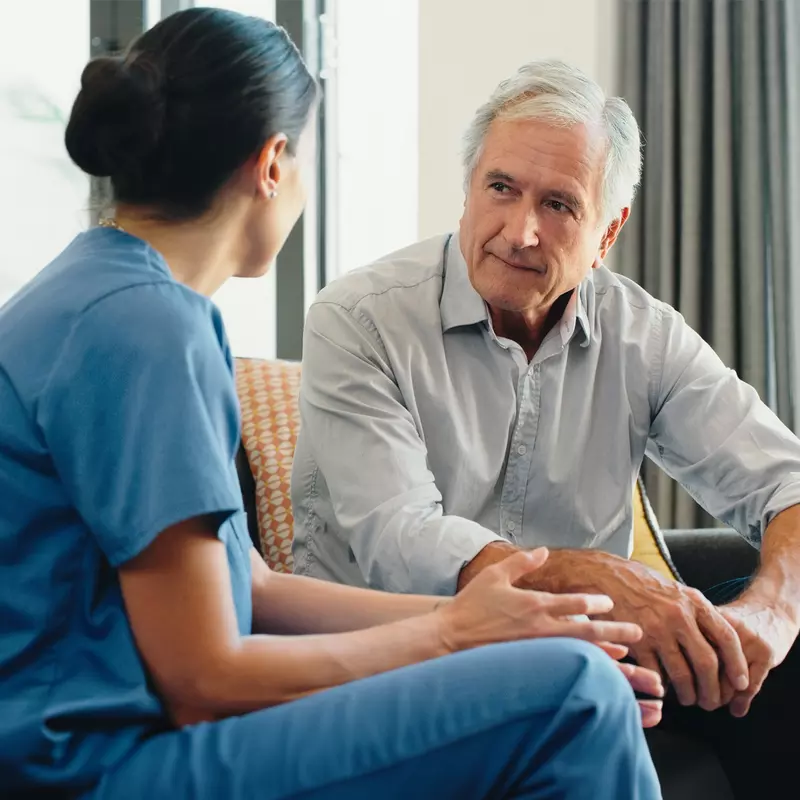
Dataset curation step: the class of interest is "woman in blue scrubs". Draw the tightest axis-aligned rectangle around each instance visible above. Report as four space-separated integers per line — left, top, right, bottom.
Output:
0 8 663 799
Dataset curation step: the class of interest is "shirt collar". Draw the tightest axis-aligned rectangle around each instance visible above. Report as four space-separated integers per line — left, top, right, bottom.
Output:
440 233 489 332
440 230 594 347
576 278 592 347
560 278 593 348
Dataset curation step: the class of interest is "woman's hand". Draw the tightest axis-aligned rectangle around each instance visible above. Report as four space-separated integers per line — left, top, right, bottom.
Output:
439 548 644 651
437 548 664 726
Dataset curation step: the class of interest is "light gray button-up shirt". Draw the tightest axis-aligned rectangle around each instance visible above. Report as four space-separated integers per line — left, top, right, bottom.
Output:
291 233 800 595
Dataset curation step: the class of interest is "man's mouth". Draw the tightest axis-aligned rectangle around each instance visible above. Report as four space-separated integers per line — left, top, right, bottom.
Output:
491 254 546 274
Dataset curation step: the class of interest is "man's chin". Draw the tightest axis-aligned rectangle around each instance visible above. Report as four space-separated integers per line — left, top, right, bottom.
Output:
483 289 546 315
476 273 549 310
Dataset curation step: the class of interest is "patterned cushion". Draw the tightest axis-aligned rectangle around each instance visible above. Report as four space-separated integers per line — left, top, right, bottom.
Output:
234 357 678 581
235 358 301 572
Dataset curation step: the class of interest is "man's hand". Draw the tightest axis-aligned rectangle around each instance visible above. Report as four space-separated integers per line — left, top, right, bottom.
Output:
460 544 747 712
718 598 799 717
442 548 645 653
712 505 800 716
557 558 750 711
444 548 664 727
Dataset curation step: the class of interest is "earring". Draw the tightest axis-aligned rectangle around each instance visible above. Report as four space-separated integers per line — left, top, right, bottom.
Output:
268 190 278 200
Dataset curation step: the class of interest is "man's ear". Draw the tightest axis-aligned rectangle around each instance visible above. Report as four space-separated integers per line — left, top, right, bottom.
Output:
255 133 289 199
599 206 630 259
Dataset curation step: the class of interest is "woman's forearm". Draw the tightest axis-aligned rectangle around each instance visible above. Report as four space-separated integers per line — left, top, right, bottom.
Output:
194 612 449 716
251 567 447 634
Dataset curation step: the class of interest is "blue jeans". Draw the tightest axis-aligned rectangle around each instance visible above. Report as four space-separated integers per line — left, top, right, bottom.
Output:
83 638 660 799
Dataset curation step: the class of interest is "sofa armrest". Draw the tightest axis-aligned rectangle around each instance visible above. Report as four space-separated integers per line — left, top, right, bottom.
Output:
663 529 759 593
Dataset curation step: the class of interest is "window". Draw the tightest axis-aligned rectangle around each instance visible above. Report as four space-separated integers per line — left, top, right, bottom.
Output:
0 0 90 305
322 0 419 278
1 0 320 362
199 0 279 360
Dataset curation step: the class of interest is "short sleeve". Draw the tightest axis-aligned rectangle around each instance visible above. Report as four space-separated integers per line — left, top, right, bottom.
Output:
37 283 244 566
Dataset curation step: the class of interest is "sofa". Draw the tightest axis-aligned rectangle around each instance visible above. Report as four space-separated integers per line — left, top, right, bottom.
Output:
234 357 760 800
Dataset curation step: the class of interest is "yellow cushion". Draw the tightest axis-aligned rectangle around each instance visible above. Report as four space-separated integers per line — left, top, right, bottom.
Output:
631 479 677 580
235 357 677 581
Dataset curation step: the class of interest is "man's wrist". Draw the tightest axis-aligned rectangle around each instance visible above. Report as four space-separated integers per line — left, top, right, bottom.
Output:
735 577 800 630
457 542 626 594
457 541 518 591
752 505 800 628
517 547 626 594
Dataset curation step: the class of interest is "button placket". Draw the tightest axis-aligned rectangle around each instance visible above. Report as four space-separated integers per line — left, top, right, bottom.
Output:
500 365 539 541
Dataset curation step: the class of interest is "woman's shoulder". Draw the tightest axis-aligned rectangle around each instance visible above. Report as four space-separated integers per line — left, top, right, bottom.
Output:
51 228 222 349
72 228 211 316
3 228 203 327
4 230 230 399
0 230 223 402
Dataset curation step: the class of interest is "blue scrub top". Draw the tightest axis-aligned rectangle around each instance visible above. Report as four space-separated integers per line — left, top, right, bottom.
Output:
0 228 253 793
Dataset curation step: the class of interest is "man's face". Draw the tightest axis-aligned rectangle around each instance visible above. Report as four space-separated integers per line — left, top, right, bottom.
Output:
460 117 623 316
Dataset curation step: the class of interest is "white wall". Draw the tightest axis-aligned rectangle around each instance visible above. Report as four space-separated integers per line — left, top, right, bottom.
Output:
417 0 620 239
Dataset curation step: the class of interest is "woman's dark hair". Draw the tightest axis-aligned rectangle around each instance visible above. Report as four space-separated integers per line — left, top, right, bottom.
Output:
65 8 317 220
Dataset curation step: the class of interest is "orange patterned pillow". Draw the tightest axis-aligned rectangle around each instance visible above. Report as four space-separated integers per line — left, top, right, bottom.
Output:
235 358 301 573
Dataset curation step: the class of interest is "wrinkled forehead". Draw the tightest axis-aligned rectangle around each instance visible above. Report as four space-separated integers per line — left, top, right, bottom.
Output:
478 115 607 211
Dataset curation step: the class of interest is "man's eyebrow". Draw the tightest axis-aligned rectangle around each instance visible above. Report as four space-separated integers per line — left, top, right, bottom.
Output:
548 189 584 212
485 169 517 184
484 171 585 212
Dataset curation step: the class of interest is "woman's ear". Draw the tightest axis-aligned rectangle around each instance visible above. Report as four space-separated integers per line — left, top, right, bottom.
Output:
255 133 289 199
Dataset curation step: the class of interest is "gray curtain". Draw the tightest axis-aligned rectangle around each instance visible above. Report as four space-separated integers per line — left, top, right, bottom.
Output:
616 0 800 529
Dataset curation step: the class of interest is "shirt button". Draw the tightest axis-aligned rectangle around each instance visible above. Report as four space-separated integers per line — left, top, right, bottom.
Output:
517 444 527 455
506 521 516 532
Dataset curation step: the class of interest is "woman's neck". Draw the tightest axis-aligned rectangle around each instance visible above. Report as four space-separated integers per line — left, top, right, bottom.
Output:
112 206 241 297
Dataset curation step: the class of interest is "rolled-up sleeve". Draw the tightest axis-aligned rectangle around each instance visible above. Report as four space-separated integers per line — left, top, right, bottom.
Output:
646 303 800 544
299 300 503 594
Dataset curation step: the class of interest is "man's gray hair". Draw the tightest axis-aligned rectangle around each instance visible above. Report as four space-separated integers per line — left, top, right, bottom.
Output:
462 60 642 224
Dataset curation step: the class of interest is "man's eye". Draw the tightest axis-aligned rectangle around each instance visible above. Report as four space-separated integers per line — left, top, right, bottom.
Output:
489 182 510 193
546 200 569 213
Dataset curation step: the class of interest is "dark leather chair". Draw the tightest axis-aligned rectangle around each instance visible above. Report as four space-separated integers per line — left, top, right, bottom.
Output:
649 528 758 799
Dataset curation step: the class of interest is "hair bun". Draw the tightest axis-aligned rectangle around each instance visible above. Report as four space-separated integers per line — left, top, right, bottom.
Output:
65 54 166 178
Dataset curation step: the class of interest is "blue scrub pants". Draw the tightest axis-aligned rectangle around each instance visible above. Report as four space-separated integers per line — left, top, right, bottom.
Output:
83 638 661 799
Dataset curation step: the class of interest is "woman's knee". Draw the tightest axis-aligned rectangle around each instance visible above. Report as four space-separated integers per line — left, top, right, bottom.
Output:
480 638 636 715
492 636 623 681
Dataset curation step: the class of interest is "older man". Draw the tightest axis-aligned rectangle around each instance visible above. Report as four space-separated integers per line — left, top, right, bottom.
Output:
292 60 800 794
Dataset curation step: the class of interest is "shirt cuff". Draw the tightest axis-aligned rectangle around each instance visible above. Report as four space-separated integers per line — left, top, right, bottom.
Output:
762 475 800 536
377 517 507 596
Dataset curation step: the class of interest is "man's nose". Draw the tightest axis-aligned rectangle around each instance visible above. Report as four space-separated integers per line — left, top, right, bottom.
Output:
504 206 540 250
